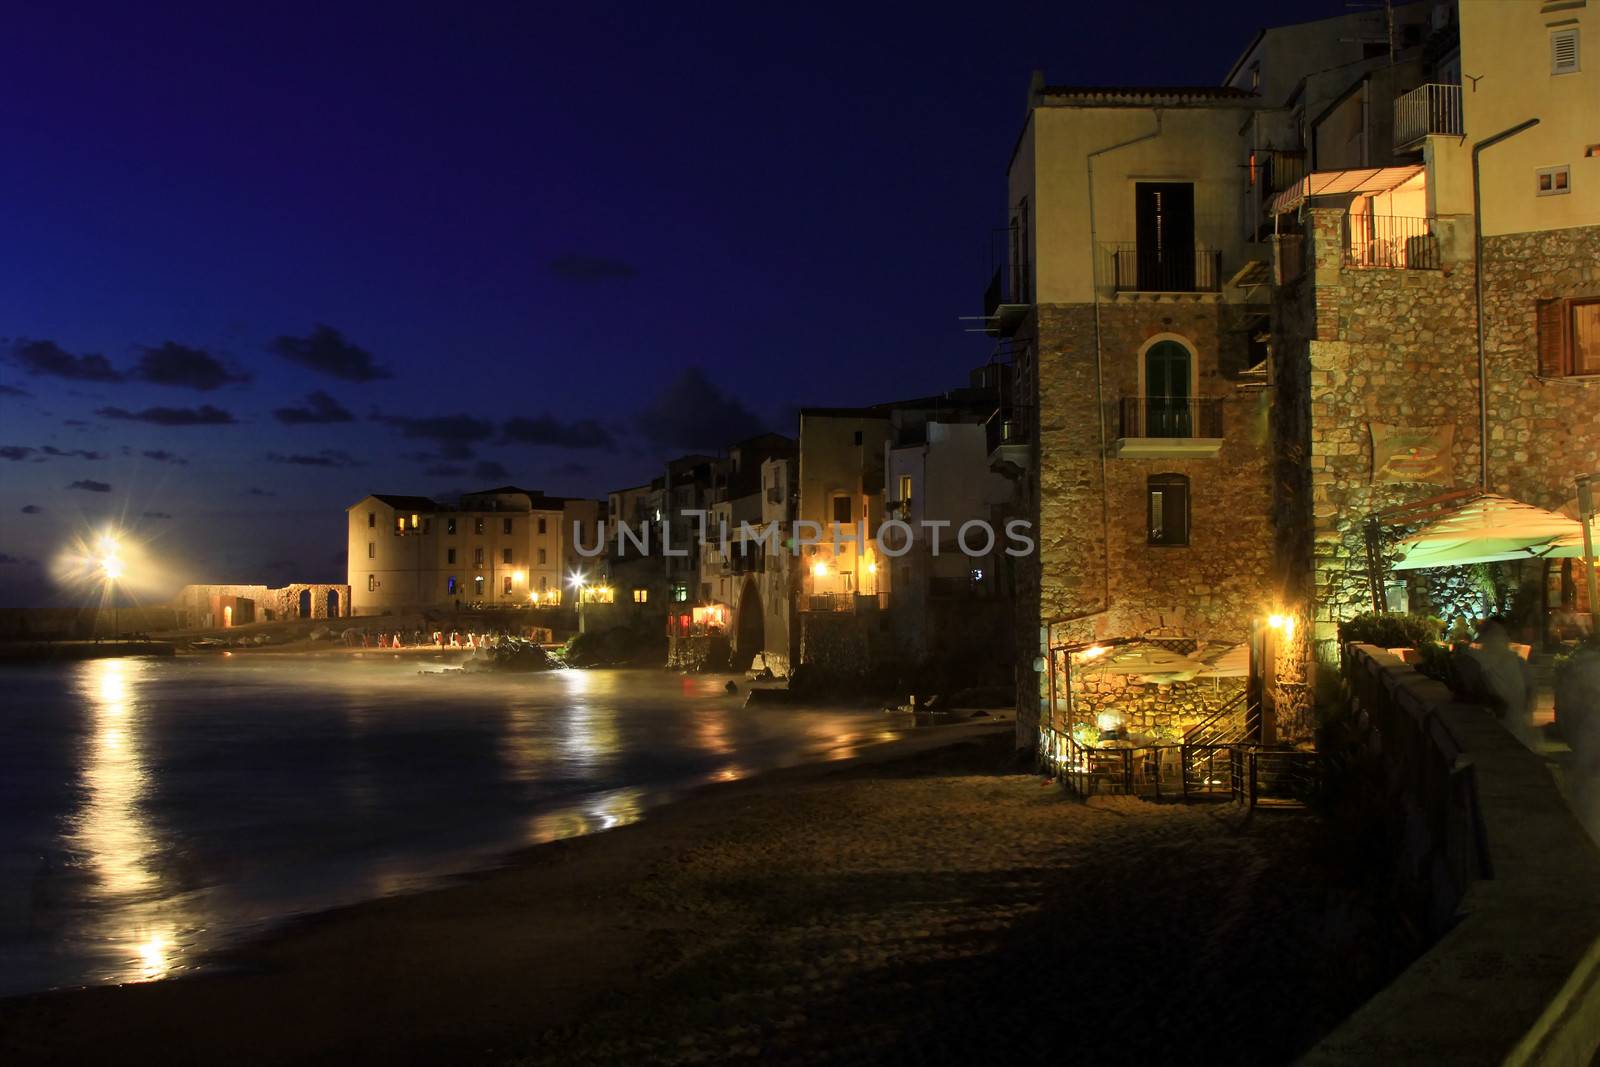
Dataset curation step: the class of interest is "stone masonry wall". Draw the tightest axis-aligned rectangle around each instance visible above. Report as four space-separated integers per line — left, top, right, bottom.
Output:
1018 300 1276 747
1274 212 1600 720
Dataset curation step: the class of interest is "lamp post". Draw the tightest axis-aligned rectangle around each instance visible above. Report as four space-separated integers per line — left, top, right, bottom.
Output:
100 550 124 641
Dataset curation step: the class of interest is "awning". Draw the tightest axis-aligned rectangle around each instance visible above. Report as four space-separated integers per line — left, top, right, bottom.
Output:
1390 493 1589 570
1081 642 1206 683
1195 641 1250 679
1268 164 1426 217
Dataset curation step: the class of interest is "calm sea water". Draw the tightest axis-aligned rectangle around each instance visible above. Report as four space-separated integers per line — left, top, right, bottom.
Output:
0 655 905 997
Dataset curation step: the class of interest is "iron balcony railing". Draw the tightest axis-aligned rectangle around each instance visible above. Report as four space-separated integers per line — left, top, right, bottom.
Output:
1104 244 1223 293
803 592 888 613
1393 83 1464 151
1344 214 1440 270
1115 396 1224 440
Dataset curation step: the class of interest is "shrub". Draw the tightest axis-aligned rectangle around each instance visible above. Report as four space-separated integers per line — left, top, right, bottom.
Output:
1336 612 1444 650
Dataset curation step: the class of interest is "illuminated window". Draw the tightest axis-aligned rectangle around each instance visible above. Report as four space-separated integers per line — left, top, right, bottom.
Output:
474 575 484 596
410 513 419 528
538 517 547 535
367 574 376 592
502 548 512 564
474 518 485 534
367 542 375 559
503 575 513 594
447 548 456 564
395 516 406 533
367 512 375 528
672 583 689 603
897 474 912 508
502 517 512 535
446 518 457 535
633 588 648 603
1148 473 1190 546
538 548 547 565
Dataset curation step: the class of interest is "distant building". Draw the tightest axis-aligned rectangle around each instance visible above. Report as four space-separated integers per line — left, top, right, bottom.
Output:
345 487 601 615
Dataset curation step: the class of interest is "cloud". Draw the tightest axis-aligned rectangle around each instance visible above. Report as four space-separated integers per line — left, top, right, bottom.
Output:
473 460 510 480
0 446 34 461
549 461 592 478
0 384 29 397
41 445 104 460
550 253 639 283
67 479 112 492
245 487 276 497
20 504 43 514
423 464 466 478
265 449 362 468
131 341 249 390
141 449 188 465
0 552 35 565
270 325 391 382
372 412 494 460
142 511 173 520
97 404 236 426
272 390 354 425
12 339 123 382
636 367 769 450
501 414 615 451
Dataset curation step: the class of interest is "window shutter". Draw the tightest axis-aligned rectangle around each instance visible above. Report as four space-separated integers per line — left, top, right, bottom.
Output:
1552 28 1579 74
1537 299 1570 377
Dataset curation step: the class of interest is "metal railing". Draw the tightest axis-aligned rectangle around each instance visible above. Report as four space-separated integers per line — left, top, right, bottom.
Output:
1344 214 1439 270
1393 83 1464 151
1115 396 1224 440
1105 244 1223 293
803 591 887 613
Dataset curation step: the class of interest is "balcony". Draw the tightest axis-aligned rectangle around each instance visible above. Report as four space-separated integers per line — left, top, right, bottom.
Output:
803 592 888 613
985 405 1030 471
1111 396 1224 459
1344 214 1439 270
1393 83 1463 153
1103 245 1223 299
983 268 1031 337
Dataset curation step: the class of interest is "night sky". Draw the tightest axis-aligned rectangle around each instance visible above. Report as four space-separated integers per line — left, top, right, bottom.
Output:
1 0 1350 606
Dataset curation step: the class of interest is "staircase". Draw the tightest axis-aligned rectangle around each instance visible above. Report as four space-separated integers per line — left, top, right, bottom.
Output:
1180 690 1255 798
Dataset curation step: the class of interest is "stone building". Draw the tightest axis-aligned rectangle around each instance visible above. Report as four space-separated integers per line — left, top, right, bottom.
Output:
172 582 350 628
1002 0 1599 750
345 487 598 615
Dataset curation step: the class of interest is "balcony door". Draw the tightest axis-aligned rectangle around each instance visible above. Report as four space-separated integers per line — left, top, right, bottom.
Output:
1135 182 1195 292
1144 341 1192 438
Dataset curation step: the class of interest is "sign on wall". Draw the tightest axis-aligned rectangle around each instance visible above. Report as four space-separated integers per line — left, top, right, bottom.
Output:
1370 422 1454 484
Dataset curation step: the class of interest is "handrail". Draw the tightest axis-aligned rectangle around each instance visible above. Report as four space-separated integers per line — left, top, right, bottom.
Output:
1182 689 1249 744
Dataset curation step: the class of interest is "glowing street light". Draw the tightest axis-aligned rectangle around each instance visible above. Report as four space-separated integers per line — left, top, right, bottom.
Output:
98 533 125 640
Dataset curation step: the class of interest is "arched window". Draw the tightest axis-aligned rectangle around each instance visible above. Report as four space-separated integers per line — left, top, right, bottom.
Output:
1147 474 1190 546
1144 341 1193 438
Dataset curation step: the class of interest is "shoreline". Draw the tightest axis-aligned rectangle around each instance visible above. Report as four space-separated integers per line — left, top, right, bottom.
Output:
0 719 1394 1066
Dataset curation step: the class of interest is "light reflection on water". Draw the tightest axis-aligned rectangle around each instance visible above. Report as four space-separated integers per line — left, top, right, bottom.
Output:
0 657 909 996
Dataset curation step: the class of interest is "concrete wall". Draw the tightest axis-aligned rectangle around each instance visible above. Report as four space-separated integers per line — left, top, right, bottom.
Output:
1456 0 1598 235
1304 644 1600 1066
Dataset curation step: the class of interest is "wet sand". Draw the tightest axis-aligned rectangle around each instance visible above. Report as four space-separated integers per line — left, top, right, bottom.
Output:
0 724 1395 1066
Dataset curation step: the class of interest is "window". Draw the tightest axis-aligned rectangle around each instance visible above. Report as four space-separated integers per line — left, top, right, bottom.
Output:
410 513 419 529
395 516 406 533
852 430 863 446
538 548 547 564
502 517 513 535
503 576 513 594
840 571 854 593
502 548 513 564
1537 166 1571 197
898 474 912 507
447 548 456 564
422 519 431 534
474 575 485 596
1552 27 1580 75
367 512 375 528
474 547 484 565
474 518 485 534
447 576 457 595
633 588 648 603
1147 474 1190 546
1539 298 1600 377
538 517 547 535
367 574 376 592
672 583 689 603
446 518 457 535
832 494 852 524
367 542 375 559
539 576 548 591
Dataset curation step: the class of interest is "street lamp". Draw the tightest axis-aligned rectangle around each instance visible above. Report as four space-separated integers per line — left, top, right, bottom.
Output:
99 540 124 640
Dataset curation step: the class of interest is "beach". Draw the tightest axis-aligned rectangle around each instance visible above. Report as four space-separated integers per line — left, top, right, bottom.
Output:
0 723 1400 1066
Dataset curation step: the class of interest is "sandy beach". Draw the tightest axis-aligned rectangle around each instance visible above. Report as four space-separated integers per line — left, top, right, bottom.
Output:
0 724 1398 1066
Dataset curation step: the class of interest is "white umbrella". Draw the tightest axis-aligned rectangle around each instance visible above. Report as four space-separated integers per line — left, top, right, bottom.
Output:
1080 642 1206 683
1390 494 1586 570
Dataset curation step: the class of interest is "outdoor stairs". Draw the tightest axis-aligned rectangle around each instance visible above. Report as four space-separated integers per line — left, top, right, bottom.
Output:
1179 690 1254 799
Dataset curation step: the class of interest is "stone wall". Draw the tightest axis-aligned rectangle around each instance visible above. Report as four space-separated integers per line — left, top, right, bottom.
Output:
1273 213 1600 695
1065 672 1246 741
172 582 351 627
1016 298 1277 746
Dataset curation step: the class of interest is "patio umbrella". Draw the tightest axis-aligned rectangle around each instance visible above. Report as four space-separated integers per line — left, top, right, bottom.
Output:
1080 642 1207 683
1390 493 1585 570
1195 641 1250 678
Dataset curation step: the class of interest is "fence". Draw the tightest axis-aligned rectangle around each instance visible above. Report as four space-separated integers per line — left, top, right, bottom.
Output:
1344 213 1439 270
1104 244 1223 293
1392 82 1464 151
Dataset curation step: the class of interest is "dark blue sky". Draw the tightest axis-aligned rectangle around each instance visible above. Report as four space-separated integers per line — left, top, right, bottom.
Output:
0 0 1348 605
